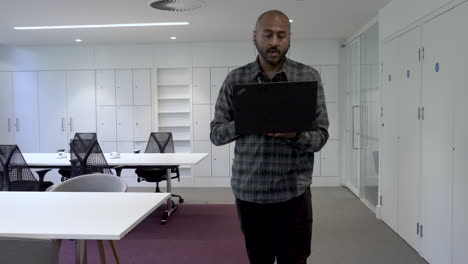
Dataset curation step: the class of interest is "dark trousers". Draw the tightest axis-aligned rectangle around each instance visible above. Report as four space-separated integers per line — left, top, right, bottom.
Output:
235 188 313 264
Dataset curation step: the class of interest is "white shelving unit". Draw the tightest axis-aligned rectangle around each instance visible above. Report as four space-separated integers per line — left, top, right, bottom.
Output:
156 68 192 177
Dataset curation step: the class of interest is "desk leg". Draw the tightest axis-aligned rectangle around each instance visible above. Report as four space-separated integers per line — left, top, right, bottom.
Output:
76 240 87 264
161 168 177 224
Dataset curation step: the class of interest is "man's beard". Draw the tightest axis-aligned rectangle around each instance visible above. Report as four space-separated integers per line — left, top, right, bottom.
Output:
256 43 289 66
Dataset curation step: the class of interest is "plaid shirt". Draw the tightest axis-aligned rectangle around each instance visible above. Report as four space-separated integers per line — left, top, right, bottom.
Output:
210 57 329 203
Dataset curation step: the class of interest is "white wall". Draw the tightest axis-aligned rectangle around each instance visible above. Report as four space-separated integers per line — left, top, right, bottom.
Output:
379 0 454 41
0 39 339 71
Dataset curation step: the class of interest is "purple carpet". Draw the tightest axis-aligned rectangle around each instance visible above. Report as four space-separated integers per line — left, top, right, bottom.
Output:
59 204 249 264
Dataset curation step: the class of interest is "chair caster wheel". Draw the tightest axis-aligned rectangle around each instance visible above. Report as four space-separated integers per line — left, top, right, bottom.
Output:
161 211 169 224
179 198 184 203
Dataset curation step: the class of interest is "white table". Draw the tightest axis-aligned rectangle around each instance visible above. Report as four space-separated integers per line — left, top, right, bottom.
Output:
23 153 209 223
0 191 170 264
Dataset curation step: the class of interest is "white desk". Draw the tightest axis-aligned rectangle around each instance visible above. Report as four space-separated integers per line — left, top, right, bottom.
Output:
0 191 170 263
23 152 209 223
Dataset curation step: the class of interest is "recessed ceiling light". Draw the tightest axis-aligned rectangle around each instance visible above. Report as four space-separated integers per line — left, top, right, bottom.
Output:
170 36 177 40
75 39 82 42
289 19 294 23
14 22 189 30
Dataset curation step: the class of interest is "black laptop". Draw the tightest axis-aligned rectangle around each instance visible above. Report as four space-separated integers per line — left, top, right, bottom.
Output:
233 81 317 135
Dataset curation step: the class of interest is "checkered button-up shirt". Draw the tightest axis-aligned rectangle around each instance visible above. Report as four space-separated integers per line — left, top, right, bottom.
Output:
210 58 329 204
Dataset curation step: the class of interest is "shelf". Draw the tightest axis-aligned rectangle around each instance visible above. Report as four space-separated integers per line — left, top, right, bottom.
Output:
158 111 190 114
158 97 190 100
158 125 190 128
157 83 190 86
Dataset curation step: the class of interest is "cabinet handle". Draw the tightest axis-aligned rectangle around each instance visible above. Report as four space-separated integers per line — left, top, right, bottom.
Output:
69 117 73 132
61 117 65 132
8 118 11 132
15 118 19 132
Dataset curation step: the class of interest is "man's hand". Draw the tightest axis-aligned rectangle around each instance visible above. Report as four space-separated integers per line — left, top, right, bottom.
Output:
265 132 297 139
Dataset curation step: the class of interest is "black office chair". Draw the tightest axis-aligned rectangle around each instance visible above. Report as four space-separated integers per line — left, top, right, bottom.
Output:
58 133 98 181
0 145 53 191
136 132 184 203
69 138 113 178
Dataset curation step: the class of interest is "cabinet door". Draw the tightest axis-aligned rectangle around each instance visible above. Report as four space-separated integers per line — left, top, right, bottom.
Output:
97 106 116 141
67 70 96 138
327 102 339 140
133 69 151 105
212 143 230 177
210 67 229 105
193 105 210 140
0 72 14 144
13 72 40 152
321 65 339 103
116 70 133 105
99 141 117 153
96 70 116 105
117 141 135 152
192 68 210 104
116 106 133 141
38 71 68 152
321 140 338 177
193 141 212 177
133 106 152 141
313 151 321 177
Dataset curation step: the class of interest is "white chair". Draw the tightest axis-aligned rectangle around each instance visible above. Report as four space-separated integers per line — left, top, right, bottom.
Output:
51 173 127 264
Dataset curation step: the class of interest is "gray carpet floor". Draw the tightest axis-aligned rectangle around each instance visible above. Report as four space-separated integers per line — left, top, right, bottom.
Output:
130 186 428 264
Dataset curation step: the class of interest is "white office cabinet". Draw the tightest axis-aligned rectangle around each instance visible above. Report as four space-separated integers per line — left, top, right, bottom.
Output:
193 105 210 141
99 141 117 153
133 106 151 141
116 70 133 105
192 68 210 104
421 17 454 264
38 71 68 152
12 72 40 152
313 151 321 177
321 65 339 103
395 27 422 253
67 71 96 138
117 142 135 152
327 102 339 140
0 72 14 144
97 106 116 141
210 67 229 105
212 143 230 177
381 39 400 233
96 70 116 106
133 69 151 106
116 106 133 141
134 141 148 152
321 140 338 177
449 3 468 264
193 141 212 177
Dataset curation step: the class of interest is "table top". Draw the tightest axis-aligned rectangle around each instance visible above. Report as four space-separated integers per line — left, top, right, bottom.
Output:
0 192 170 240
23 152 209 167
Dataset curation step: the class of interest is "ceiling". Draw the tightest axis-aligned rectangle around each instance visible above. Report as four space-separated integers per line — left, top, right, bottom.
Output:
0 0 391 46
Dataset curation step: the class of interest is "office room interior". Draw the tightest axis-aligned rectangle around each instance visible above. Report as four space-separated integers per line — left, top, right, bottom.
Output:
0 0 467 264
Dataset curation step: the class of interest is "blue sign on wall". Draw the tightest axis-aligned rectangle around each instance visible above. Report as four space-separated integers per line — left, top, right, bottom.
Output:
407 70 411 79
435 62 440 72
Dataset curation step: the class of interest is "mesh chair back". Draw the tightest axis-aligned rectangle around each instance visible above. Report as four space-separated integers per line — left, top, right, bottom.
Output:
145 132 175 153
51 174 127 192
69 139 112 177
0 145 39 191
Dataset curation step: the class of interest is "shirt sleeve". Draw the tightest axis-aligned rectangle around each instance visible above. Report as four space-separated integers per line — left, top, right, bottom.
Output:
210 74 239 146
293 69 329 153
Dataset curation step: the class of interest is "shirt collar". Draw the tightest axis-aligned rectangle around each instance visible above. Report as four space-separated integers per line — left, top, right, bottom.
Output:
250 56 292 82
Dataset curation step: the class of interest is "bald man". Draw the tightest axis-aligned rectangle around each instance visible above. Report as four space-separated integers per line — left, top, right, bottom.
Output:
210 10 329 264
